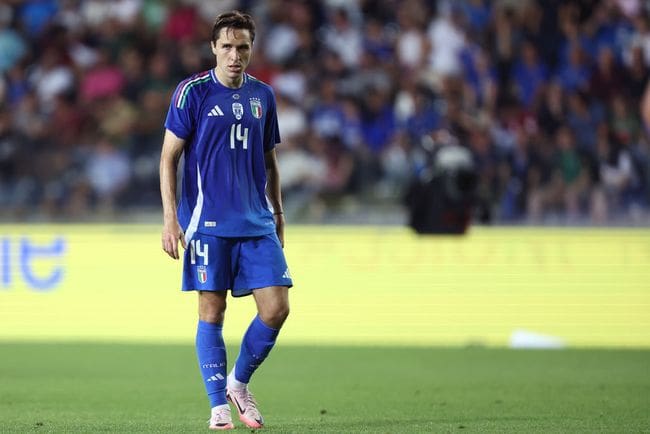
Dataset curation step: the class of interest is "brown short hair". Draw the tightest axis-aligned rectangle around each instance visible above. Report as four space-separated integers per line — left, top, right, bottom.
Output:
211 10 256 43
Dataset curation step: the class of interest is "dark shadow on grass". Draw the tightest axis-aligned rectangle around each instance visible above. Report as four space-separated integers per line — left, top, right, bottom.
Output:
260 415 594 433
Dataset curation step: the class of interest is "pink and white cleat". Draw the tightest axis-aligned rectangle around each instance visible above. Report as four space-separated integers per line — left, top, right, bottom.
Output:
209 406 234 430
226 387 264 429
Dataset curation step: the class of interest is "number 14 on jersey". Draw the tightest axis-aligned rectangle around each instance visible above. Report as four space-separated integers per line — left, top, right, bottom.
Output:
230 123 249 150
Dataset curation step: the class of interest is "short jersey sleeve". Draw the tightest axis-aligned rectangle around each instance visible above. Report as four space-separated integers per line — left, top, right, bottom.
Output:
164 80 195 140
264 88 281 152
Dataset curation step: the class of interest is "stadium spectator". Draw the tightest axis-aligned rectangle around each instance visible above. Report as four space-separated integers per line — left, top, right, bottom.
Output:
395 3 429 72
595 124 639 219
427 4 467 81
555 42 591 93
29 45 75 111
511 40 548 108
566 91 602 154
85 135 131 213
626 44 649 104
320 7 363 68
0 15 27 74
589 45 628 103
79 48 126 102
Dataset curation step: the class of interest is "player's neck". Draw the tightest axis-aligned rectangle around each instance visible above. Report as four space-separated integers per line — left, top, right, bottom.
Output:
214 67 244 89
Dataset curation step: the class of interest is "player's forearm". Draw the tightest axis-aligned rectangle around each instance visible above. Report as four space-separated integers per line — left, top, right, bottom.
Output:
160 130 186 223
160 158 179 222
265 150 283 213
160 153 181 223
267 168 283 213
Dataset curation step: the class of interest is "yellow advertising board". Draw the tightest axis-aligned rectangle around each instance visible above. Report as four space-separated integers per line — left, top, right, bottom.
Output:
1 224 649 347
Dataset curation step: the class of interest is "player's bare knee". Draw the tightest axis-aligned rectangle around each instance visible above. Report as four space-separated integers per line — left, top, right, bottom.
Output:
199 310 225 324
198 301 226 323
260 303 289 329
198 291 227 324
275 303 290 323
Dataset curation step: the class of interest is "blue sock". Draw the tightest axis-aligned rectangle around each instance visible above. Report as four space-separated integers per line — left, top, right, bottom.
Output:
196 320 227 407
233 315 279 384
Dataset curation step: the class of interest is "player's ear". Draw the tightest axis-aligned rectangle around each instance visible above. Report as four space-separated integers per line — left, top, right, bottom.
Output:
210 41 218 55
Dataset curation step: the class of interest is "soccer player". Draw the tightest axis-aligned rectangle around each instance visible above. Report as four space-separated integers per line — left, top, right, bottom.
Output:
159 11 292 431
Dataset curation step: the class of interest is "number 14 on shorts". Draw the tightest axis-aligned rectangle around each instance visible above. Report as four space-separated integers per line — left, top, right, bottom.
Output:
190 239 208 265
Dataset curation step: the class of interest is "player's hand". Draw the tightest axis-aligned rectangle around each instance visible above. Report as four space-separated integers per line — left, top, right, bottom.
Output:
162 220 186 260
274 213 285 248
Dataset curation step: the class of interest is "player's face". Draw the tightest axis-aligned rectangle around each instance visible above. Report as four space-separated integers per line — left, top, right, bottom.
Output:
211 27 252 87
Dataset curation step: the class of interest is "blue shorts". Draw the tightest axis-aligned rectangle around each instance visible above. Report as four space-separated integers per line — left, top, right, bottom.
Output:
182 232 293 297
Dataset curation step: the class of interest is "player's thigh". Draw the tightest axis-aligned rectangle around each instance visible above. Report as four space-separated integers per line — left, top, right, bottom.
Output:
233 233 292 297
182 233 233 291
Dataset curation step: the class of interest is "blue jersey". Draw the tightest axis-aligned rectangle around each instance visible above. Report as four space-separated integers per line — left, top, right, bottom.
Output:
165 70 281 240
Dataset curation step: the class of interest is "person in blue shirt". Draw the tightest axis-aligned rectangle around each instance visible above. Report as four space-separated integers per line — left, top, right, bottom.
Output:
160 10 292 431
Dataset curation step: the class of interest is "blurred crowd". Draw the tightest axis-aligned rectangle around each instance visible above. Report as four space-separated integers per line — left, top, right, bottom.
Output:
1 0 650 224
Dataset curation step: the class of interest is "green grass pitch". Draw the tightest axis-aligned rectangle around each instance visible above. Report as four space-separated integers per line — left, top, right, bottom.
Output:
1 343 648 433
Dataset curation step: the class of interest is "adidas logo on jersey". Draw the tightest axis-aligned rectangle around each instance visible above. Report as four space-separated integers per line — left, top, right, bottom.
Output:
207 104 224 117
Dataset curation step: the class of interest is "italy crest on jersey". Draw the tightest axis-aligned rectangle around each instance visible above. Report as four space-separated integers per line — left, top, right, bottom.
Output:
197 266 207 284
250 98 262 119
